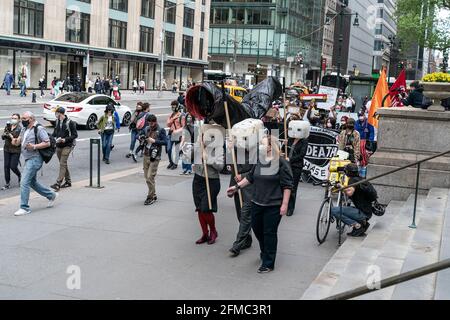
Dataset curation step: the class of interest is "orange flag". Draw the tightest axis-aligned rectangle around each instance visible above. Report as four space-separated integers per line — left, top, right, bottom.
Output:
368 68 391 128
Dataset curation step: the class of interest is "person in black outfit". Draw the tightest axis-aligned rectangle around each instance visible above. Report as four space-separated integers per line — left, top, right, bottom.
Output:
227 135 293 273
1 114 22 190
402 81 425 108
50 107 78 191
228 146 256 257
331 163 377 237
283 123 309 216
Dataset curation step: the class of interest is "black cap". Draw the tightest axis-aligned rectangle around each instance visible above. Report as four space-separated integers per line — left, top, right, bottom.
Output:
56 107 66 114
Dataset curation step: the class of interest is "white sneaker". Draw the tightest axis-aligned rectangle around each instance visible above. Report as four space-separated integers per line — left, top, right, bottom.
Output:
47 192 59 208
14 208 31 216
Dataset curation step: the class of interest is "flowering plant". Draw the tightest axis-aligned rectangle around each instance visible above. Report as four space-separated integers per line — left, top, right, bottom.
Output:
422 72 450 83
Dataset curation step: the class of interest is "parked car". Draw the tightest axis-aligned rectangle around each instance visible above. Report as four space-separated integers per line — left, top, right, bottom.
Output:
43 92 132 130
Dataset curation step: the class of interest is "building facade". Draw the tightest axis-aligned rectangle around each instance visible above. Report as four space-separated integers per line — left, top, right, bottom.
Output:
208 0 324 86
372 0 397 76
321 0 337 74
0 0 210 90
346 0 376 76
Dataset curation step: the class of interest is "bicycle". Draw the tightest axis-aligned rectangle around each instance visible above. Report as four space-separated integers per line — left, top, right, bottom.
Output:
315 155 352 246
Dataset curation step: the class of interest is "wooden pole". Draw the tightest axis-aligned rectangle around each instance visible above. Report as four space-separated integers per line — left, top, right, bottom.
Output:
283 77 288 159
221 81 243 209
200 131 213 211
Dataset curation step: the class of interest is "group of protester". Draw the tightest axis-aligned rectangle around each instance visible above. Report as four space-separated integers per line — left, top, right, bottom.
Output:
0 80 398 274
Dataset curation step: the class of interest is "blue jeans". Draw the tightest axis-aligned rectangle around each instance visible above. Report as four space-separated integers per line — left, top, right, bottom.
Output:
20 156 55 210
182 161 192 173
130 130 139 152
331 206 367 226
5 83 11 95
20 83 26 97
101 131 114 160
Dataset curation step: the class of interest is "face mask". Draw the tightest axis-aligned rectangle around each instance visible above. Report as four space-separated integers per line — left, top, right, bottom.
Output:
326 122 332 128
22 120 30 127
359 117 364 122
10 119 18 125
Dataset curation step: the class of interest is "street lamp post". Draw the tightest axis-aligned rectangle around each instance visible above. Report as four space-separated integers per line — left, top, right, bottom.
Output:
336 1 359 93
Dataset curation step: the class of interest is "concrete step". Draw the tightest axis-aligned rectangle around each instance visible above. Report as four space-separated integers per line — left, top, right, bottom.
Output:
330 194 424 299
435 189 450 300
391 188 449 300
300 199 402 300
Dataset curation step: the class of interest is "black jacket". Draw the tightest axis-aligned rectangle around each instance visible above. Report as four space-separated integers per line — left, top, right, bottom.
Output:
348 177 377 217
2 124 21 154
402 88 424 108
144 124 167 160
286 138 308 169
247 157 294 207
52 116 78 148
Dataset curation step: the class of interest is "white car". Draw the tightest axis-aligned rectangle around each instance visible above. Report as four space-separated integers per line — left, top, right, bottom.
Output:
43 93 132 130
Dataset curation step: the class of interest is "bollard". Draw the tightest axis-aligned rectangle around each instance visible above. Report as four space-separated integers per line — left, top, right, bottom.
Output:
31 91 37 103
86 138 104 189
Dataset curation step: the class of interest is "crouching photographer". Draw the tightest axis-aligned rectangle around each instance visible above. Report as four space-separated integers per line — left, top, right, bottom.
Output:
2 114 22 190
331 163 380 237
142 114 167 206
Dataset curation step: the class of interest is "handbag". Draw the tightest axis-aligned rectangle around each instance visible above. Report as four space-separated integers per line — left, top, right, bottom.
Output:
372 200 387 216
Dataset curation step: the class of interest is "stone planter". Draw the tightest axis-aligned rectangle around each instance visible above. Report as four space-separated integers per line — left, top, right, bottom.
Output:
420 81 450 111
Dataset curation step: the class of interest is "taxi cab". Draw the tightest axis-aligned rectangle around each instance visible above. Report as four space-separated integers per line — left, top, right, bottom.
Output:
223 85 248 103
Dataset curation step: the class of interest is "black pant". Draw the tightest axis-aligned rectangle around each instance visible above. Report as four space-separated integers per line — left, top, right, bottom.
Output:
232 196 253 252
251 203 282 269
4 150 21 185
288 167 302 214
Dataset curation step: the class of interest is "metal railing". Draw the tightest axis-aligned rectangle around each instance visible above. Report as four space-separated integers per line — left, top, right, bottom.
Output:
324 258 450 300
339 149 450 228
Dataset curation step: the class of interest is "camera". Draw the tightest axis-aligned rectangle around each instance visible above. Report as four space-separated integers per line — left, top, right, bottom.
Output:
150 147 158 162
1 121 12 141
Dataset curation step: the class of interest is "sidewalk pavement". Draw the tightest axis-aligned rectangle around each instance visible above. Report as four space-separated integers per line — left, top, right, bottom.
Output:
0 162 339 300
0 90 180 106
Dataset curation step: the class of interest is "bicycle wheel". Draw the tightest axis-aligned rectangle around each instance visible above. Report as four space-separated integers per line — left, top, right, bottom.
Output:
316 197 333 244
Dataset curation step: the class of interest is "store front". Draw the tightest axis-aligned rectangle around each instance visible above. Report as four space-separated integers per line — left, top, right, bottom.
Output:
0 38 206 90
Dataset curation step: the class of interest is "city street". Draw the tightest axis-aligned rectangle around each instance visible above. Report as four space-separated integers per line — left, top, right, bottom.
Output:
0 90 178 199
0 91 340 300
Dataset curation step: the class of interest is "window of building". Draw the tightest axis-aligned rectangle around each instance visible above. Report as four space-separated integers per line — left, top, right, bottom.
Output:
199 38 203 60
77 0 91 2
183 7 195 29
13 0 44 38
165 1 177 24
110 0 128 12
165 31 175 56
201 12 205 31
109 19 127 49
141 0 155 19
182 35 193 58
66 10 90 44
140 26 154 53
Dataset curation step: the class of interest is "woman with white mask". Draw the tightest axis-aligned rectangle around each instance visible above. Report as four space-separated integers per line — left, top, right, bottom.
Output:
1 114 22 190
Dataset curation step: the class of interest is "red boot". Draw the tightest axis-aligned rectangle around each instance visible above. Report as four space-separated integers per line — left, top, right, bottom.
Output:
205 212 218 245
196 212 209 244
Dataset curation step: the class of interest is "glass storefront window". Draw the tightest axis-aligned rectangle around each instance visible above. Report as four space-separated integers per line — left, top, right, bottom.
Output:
0 50 14 87
47 54 67 83
130 62 155 90
110 60 129 89
89 57 108 81
15 50 46 89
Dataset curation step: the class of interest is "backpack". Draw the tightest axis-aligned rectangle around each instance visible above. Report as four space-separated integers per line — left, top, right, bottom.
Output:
56 119 77 147
34 125 56 164
136 113 147 130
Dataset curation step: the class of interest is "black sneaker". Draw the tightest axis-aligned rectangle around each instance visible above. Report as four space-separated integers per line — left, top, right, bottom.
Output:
350 226 366 237
257 266 273 273
60 182 72 188
1 184 10 190
144 197 156 206
50 183 61 191
131 154 137 163
105 159 110 164
125 153 131 158
171 164 178 170
167 163 174 169
229 248 240 257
